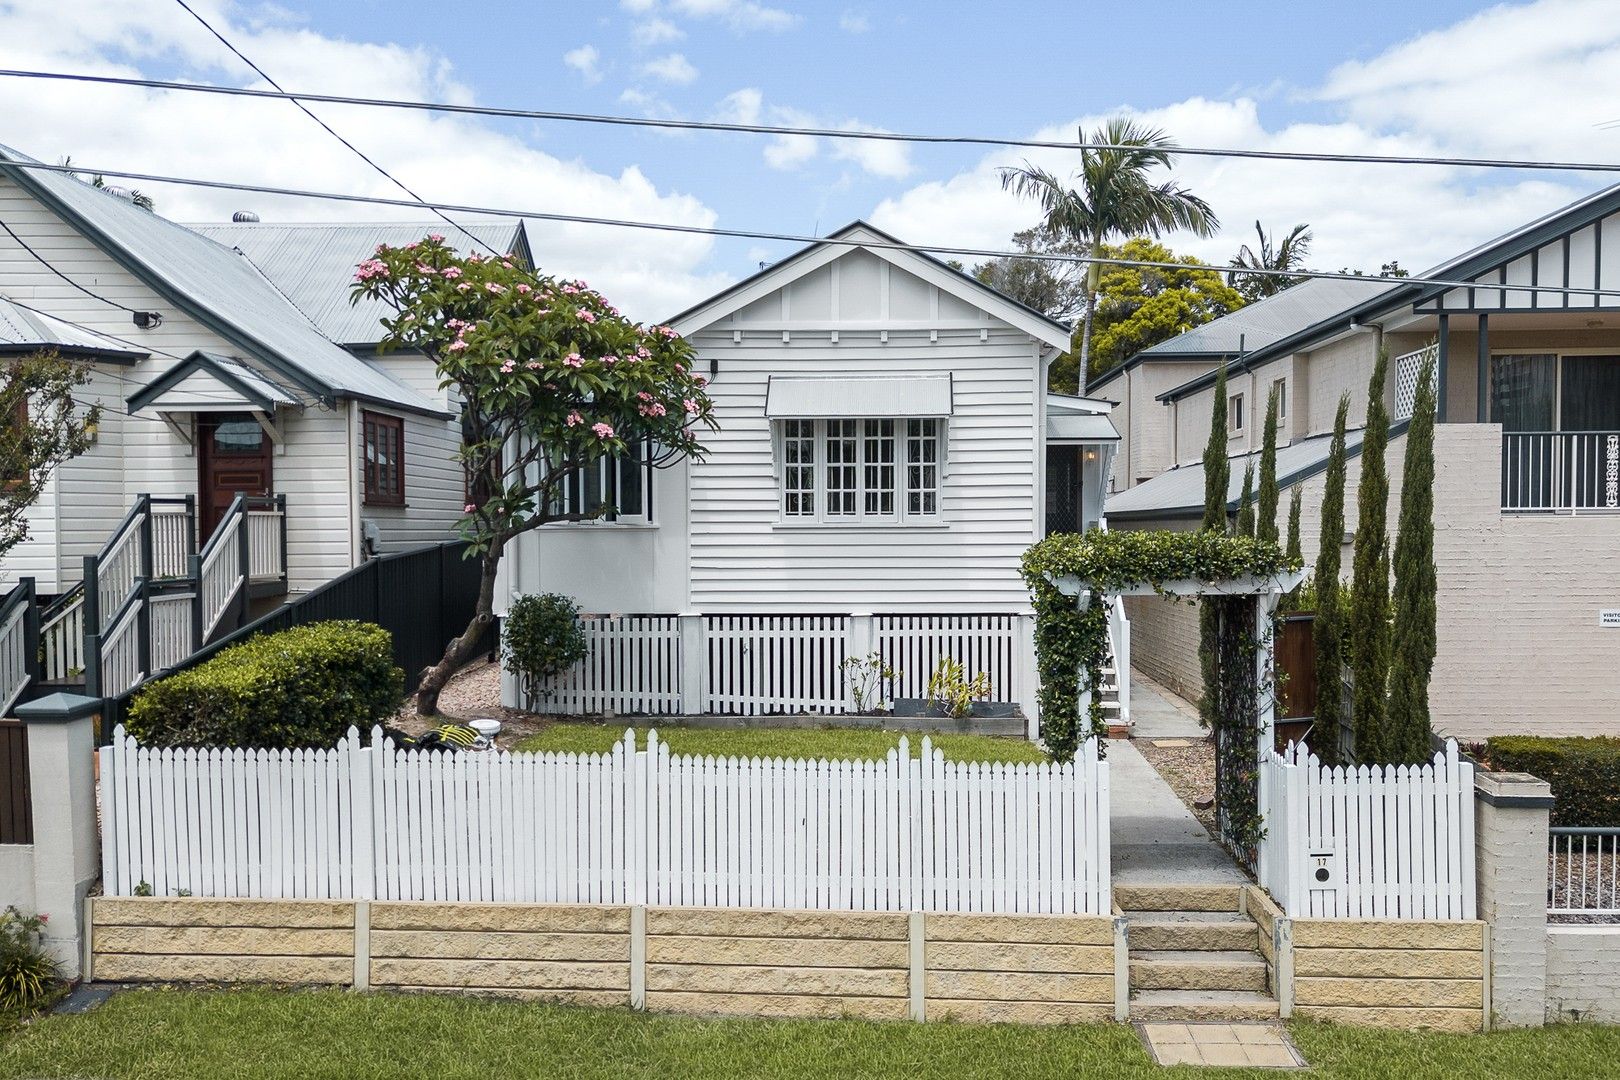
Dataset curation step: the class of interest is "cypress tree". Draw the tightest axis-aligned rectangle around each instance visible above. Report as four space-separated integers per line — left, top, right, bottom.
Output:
1350 349 1392 764
1388 356 1438 763
1236 462 1256 537
1199 368 1230 728
1257 386 1281 545
1286 486 1303 566
1312 396 1350 765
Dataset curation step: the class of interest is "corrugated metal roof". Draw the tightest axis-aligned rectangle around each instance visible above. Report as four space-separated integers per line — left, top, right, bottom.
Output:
765 375 954 418
0 143 444 416
1137 277 1396 359
1047 413 1119 441
187 222 525 345
1104 426 1371 520
0 297 148 358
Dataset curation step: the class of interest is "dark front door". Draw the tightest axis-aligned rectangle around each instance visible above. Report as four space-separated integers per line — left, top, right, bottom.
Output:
197 413 273 539
1045 445 1082 535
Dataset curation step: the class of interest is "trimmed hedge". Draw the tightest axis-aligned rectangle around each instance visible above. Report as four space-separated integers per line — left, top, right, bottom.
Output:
127 621 405 749
1487 735 1620 827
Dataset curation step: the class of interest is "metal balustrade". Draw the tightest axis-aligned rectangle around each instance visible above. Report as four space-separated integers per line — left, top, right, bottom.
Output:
1501 431 1620 512
1549 828 1620 917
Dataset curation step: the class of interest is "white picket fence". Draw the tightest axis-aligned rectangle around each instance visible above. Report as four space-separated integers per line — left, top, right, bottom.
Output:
1258 739 1476 920
99 726 1110 915
527 612 1032 719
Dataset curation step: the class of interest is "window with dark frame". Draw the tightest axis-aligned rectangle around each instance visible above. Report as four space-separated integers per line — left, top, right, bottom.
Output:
553 444 654 524
362 411 405 506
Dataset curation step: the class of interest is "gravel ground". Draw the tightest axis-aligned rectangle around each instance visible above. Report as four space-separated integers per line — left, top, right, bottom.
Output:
391 660 556 751
1134 736 1219 838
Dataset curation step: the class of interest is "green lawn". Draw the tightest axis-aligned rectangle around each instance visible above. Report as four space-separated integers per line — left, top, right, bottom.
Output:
2 989 1617 1079
514 722 1048 763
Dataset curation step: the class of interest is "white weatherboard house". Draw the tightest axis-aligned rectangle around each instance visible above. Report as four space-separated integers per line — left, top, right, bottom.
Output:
1104 180 1620 741
0 140 526 695
502 223 1122 728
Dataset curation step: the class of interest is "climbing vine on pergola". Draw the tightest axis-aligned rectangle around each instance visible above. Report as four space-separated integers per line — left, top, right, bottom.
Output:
1021 529 1301 853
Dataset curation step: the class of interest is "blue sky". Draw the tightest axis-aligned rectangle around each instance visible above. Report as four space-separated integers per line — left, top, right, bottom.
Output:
2 0 1617 317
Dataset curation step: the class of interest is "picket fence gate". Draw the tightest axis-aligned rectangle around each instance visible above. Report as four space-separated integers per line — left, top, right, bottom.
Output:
99 726 1110 915
1258 739 1476 920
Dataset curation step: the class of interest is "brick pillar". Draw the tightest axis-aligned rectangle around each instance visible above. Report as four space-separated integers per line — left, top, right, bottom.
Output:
14 692 102 979
1475 770 1553 1028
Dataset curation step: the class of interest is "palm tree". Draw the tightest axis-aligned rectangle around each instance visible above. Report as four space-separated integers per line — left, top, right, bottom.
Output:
1230 221 1311 302
59 156 155 212
999 118 1218 396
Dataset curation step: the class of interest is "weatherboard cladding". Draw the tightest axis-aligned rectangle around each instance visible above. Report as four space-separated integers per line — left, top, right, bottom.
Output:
187 222 526 346
0 143 440 416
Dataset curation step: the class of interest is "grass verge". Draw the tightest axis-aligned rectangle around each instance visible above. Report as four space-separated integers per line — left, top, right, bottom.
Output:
514 722 1048 763
2 988 1618 1079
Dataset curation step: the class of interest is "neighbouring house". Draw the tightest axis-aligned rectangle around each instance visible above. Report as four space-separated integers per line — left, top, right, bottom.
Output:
1105 182 1620 741
0 139 526 697
501 222 1122 727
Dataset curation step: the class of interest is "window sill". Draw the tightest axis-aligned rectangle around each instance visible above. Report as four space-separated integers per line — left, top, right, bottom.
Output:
771 520 949 531
543 521 659 530
363 501 408 509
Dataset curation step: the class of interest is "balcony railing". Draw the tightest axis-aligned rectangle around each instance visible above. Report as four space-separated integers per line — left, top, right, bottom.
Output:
1501 431 1620 512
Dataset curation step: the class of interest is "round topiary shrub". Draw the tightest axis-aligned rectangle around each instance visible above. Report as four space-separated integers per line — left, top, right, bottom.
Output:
502 593 590 708
126 620 405 748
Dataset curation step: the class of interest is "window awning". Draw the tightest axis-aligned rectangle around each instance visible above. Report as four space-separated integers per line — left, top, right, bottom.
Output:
1046 413 1120 442
127 351 302 416
765 375 954 419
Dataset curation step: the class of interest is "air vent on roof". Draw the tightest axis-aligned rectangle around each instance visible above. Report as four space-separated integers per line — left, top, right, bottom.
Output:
232 210 261 223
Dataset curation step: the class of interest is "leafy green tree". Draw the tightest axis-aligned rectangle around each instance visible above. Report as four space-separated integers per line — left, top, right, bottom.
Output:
1257 386 1281 545
1312 396 1351 764
1230 221 1312 302
1350 350 1392 763
971 227 1086 323
1198 367 1230 727
1284 485 1303 605
354 238 716 714
0 351 100 560
1235 461 1256 537
1388 356 1439 763
1000 117 1218 396
1074 238 1245 385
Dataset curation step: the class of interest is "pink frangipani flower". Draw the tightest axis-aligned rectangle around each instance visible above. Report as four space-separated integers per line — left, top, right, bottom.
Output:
592 422 615 438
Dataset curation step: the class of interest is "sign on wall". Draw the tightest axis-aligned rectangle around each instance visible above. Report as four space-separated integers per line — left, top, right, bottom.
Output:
1601 610 1620 628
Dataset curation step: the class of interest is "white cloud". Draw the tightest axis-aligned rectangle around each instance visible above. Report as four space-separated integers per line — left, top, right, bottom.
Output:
631 18 684 47
716 91 913 179
562 44 602 85
872 1 1613 280
619 0 658 12
639 52 699 85
839 10 871 33
669 0 800 32
0 0 724 318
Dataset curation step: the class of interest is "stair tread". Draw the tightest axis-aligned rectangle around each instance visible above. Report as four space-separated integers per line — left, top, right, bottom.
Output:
1125 911 1252 925
1133 989 1278 1005
1130 950 1266 965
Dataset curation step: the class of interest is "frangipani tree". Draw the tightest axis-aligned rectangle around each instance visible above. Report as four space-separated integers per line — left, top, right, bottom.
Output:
354 237 716 714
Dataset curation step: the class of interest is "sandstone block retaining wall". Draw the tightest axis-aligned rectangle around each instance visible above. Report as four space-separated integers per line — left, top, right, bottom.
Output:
1289 917 1487 1032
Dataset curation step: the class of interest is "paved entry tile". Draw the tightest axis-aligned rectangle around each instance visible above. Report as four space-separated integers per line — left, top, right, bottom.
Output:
1136 1023 1306 1069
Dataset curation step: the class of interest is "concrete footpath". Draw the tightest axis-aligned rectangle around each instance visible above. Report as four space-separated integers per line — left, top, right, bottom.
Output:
1110 673 1248 885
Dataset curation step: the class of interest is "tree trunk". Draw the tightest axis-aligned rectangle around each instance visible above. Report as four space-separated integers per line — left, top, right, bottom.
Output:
415 536 505 716
1076 294 1096 398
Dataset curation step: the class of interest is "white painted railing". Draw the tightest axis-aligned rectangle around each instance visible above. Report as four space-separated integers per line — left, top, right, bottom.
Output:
150 505 194 580
1107 595 1131 726
1258 739 1476 920
97 596 145 699
0 590 31 716
875 613 1020 706
1549 828 1620 916
197 514 243 640
148 592 196 673
535 615 682 715
39 589 83 682
96 509 145 621
99 727 1111 913
247 507 284 581
1502 431 1620 512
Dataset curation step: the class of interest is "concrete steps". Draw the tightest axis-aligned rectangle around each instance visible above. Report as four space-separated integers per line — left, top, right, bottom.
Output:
1119 883 1278 1023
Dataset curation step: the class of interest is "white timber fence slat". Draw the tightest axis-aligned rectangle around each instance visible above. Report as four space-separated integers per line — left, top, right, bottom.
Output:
530 612 1037 718
1257 738 1475 920
99 726 1110 913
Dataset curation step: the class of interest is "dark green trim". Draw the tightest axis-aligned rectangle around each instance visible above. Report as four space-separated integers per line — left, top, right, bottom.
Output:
126 350 286 414
0 343 145 364
1475 787 1555 810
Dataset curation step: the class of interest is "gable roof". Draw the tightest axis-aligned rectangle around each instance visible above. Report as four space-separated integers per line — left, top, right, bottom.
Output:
667 220 1074 351
1157 178 1620 404
0 144 444 417
127 350 303 415
1103 422 1405 522
186 221 529 346
0 297 148 362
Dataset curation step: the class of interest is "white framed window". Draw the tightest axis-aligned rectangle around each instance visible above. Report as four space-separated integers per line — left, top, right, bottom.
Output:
1272 377 1288 420
776 417 941 524
1228 393 1245 434
555 446 652 524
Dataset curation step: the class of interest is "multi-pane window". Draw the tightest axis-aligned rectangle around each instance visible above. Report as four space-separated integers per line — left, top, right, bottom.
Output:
778 417 940 523
362 411 405 506
557 449 651 523
782 418 816 517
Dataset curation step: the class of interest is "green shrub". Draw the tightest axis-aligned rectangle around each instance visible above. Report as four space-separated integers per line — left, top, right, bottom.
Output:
127 621 405 748
1486 735 1620 827
502 593 590 707
0 906 57 1014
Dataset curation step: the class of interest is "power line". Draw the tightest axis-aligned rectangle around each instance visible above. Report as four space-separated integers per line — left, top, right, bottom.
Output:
2 156 1617 300
168 1 498 257
5 66 1620 175
0 217 143 314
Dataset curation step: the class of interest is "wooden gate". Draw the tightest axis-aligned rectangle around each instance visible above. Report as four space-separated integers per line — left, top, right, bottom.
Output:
0 720 30 845
1273 612 1315 749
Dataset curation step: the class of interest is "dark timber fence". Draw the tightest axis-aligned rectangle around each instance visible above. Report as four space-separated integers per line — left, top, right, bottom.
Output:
100 541 487 737
0 719 30 845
